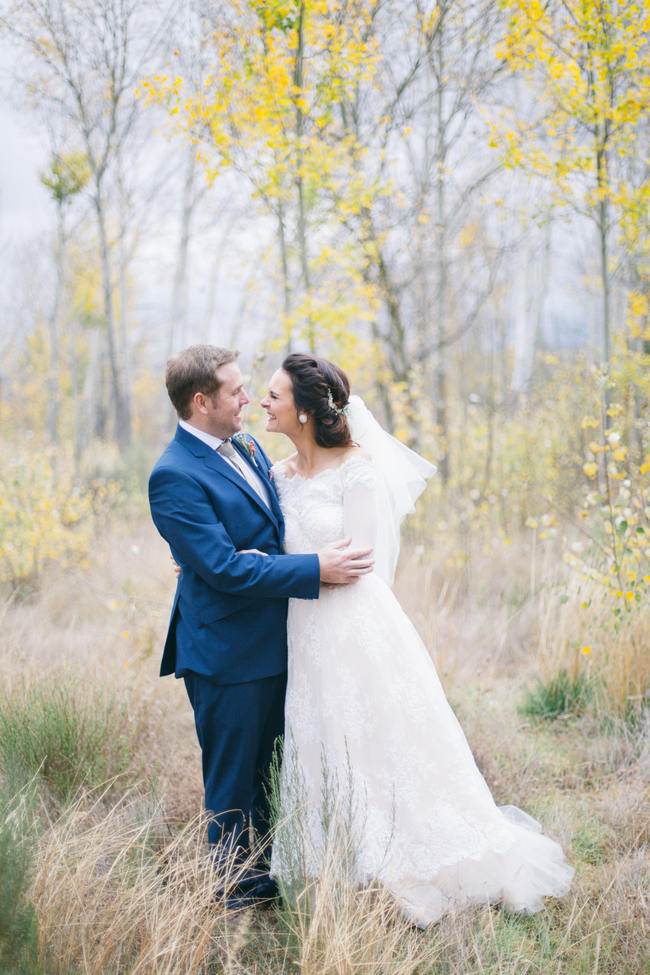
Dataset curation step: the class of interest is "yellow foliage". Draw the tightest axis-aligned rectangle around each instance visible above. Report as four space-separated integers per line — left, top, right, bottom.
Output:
0 442 122 587
495 0 649 295
141 0 387 347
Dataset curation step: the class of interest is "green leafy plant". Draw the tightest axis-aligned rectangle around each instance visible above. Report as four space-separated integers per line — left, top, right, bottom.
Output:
0 792 39 975
0 682 131 804
520 669 592 720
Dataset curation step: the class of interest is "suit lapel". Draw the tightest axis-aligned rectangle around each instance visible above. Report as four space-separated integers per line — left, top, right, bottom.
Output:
267 476 285 531
175 425 282 531
231 438 286 533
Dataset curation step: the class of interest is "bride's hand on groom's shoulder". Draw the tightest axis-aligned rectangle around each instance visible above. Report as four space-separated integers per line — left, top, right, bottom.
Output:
317 538 374 585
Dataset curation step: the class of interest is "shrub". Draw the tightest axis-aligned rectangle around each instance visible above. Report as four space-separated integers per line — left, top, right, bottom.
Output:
520 669 592 720
0 442 94 589
0 682 131 804
0 792 39 975
0 439 133 591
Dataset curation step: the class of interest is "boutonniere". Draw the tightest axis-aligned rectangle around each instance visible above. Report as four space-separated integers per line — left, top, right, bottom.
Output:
233 432 260 468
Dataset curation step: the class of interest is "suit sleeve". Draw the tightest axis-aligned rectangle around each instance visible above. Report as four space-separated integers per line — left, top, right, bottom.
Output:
149 465 320 600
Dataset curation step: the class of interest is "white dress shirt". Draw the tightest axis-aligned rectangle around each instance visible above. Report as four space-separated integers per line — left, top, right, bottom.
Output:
179 419 271 507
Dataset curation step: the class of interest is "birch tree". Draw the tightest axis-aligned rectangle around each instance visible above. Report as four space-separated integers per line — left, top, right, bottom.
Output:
143 0 382 354
495 0 650 377
39 150 89 445
1 0 173 450
333 0 507 462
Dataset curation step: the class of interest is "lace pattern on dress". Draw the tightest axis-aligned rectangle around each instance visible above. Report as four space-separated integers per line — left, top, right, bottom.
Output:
270 452 573 926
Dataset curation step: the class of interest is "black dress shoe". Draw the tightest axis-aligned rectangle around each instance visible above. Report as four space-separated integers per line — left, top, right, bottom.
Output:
249 874 278 900
222 892 257 912
216 874 279 909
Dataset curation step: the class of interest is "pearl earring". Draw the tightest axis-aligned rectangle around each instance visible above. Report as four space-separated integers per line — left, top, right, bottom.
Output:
298 413 308 424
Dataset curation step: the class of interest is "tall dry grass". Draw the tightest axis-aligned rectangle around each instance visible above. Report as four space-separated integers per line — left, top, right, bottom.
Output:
0 514 647 973
535 576 650 718
31 799 256 974
0 519 203 821
12 766 647 975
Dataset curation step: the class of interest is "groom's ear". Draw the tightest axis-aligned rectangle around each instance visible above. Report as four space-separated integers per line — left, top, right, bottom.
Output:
193 392 209 415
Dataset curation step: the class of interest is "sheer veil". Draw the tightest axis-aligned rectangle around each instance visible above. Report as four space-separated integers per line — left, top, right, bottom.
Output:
345 395 436 585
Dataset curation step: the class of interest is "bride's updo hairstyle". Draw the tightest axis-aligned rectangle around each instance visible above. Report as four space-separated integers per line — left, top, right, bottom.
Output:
282 353 352 448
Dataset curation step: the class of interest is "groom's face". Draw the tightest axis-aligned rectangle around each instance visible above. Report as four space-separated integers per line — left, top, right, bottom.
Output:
204 361 249 439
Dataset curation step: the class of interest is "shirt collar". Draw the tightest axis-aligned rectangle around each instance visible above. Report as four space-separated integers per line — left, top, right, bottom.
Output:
179 418 226 452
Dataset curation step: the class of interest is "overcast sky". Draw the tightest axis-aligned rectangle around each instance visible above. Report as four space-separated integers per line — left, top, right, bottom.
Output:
0 46 52 249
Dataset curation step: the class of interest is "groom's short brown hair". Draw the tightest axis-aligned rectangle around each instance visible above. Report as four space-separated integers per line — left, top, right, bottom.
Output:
166 345 239 419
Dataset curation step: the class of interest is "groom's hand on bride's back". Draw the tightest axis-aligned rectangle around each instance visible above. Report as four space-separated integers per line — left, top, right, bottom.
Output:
317 538 374 585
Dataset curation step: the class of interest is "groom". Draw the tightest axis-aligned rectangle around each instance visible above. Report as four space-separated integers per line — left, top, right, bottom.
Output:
148 345 372 907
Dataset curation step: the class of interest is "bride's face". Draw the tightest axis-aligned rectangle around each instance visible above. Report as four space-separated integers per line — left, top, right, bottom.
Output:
261 369 301 435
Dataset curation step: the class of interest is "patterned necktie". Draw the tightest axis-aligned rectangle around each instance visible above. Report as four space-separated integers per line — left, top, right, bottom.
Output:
217 439 268 506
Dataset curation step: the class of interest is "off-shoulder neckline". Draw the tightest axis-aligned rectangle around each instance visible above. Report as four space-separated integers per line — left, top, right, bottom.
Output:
272 451 371 483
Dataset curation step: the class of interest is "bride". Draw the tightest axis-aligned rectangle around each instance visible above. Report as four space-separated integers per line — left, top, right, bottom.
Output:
260 352 573 927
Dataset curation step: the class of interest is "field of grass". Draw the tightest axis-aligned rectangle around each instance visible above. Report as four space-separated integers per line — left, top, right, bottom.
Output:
0 514 647 974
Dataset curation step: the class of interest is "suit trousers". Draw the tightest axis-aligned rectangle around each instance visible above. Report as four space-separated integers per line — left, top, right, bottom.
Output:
183 670 286 851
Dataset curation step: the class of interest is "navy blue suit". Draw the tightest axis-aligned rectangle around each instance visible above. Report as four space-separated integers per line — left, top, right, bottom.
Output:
149 424 320 872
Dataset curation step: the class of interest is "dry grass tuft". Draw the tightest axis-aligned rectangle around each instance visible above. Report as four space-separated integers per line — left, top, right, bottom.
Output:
32 799 266 974
282 881 444 974
535 576 650 719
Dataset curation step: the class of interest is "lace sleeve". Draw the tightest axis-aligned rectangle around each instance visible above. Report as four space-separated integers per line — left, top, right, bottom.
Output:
342 456 377 552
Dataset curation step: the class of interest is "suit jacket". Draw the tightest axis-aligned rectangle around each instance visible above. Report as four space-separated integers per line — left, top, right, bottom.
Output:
148 424 320 684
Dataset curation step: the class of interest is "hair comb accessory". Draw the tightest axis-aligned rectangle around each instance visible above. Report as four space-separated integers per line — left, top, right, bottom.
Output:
327 386 350 416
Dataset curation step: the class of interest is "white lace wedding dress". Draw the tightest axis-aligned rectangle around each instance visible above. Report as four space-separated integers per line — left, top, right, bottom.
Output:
270 454 573 927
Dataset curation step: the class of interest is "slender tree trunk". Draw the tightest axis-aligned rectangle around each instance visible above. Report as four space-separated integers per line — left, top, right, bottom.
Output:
117 164 132 437
433 18 450 482
47 199 65 445
276 200 292 350
597 197 611 370
359 209 419 438
293 1 313 349
94 183 130 450
632 341 644 462
510 226 550 405
630 270 647 464
482 317 496 494
169 145 197 355
369 317 395 431
71 315 81 479
90 328 108 440
594 128 611 370
596 138 612 436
